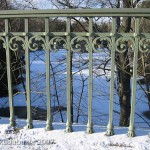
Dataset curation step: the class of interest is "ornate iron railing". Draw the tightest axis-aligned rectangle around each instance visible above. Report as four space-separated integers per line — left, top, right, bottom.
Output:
0 8 150 137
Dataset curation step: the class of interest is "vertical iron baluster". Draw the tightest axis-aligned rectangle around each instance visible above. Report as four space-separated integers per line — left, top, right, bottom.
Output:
25 18 33 129
5 19 16 127
87 17 94 134
66 17 73 133
106 17 116 136
45 17 53 130
127 18 140 137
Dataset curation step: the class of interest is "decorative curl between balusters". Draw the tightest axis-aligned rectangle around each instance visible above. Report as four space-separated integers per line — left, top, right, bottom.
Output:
28 36 46 51
139 38 150 53
0 36 6 49
9 36 25 51
70 36 89 52
49 37 67 52
92 36 112 52
116 37 135 53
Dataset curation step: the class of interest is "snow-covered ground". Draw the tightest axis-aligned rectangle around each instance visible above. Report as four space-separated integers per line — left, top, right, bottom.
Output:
0 117 149 150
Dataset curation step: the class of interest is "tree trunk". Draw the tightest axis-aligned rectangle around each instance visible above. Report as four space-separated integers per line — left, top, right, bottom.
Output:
116 0 132 126
116 50 131 126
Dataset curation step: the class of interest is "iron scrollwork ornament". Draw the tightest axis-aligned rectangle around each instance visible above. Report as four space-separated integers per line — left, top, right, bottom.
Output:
28 36 46 51
49 37 67 52
70 36 89 52
9 36 25 51
0 36 6 49
139 38 150 53
92 36 112 52
116 37 135 53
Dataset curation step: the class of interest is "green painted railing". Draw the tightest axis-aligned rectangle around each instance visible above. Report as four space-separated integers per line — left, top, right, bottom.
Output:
0 8 150 137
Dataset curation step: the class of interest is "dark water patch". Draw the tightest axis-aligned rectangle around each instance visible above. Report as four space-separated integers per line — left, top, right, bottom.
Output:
0 106 66 120
143 110 150 120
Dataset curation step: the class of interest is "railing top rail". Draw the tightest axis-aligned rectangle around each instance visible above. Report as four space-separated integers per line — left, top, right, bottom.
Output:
0 8 150 18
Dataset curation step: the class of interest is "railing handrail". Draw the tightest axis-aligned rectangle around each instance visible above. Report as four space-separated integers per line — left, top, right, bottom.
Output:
0 8 150 18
